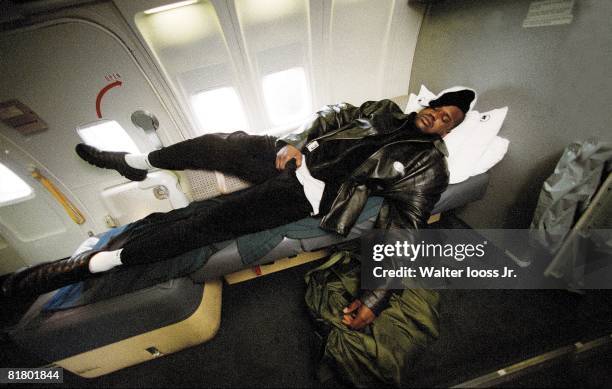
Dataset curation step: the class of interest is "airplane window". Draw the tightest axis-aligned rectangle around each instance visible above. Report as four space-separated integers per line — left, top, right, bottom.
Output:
190 87 248 133
262 67 311 127
76 120 140 154
135 1 243 135
0 162 34 206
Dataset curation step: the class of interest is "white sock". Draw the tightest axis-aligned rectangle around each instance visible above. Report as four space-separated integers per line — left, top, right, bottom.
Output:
89 249 124 273
124 153 154 170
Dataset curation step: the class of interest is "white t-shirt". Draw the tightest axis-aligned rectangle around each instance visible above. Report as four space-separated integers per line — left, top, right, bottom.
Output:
294 154 326 216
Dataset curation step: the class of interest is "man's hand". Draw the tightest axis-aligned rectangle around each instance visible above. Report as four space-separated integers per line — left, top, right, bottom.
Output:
342 299 376 330
275 145 302 170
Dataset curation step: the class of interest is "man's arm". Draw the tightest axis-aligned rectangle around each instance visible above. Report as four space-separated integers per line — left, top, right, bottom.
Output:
276 102 360 151
342 146 449 330
277 99 403 151
345 191 436 330
274 102 360 170
275 100 406 170
342 289 391 330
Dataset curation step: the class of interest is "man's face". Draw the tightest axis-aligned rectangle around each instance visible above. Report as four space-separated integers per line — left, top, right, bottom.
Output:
414 105 465 137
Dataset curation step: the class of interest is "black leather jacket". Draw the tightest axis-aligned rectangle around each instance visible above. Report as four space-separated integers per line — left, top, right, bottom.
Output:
278 99 449 235
278 100 449 316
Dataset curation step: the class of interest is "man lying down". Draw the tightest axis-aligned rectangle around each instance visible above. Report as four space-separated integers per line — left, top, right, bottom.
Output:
2 89 475 329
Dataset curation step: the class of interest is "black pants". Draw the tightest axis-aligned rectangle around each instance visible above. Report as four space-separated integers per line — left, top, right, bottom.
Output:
117 132 312 265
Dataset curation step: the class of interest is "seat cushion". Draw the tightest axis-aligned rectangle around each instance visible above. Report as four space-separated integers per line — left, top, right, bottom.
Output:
10 277 206 362
40 174 488 309
432 172 489 214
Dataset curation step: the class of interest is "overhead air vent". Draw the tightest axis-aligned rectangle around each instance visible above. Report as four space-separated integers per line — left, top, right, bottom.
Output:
0 99 48 135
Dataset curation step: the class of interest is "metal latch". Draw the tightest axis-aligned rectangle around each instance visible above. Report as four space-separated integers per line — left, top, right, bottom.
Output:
146 347 163 358
153 185 169 200
104 214 118 228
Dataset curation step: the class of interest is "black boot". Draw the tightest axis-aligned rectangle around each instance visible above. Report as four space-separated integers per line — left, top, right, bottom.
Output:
75 143 148 181
1 250 99 297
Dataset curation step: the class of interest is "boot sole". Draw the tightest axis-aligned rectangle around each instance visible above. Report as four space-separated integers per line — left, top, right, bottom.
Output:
75 144 147 181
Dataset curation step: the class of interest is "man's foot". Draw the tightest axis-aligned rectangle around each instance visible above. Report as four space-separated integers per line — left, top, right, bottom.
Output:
75 144 147 181
1 250 99 297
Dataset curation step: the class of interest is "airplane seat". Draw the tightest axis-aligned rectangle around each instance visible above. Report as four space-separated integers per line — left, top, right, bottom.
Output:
184 170 490 283
8 169 235 379
11 278 222 378
8 169 490 378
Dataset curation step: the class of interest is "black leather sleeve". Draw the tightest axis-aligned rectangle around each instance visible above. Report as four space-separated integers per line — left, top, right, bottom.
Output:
356 146 449 315
359 288 394 316
276 100 403 151
276 102 360 151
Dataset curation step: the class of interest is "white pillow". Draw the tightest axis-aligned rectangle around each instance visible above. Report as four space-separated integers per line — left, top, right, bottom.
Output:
444 107 509 183
472 136 510 176
405 85 435 113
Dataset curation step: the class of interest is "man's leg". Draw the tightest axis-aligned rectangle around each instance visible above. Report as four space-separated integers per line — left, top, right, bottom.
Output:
118 165 311 264
76 131 279 184
2 166 312 296
147 131 279 184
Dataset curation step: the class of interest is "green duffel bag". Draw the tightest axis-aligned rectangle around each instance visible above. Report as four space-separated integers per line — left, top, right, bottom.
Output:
305 251 440 387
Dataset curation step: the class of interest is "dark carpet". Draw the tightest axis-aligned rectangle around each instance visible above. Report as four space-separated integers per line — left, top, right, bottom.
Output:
1 263 329 388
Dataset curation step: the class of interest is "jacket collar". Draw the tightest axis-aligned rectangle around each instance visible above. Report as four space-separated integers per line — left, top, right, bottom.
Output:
399 123 449 157
435 139 449 157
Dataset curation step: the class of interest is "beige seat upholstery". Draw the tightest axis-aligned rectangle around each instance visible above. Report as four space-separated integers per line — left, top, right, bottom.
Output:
55 280 222 378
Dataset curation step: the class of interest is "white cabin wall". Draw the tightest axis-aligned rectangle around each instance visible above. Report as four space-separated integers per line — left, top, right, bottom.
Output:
327 0 418 103
0 16 183 230
409 0 612 229
0 234 26 275
0 2 197 272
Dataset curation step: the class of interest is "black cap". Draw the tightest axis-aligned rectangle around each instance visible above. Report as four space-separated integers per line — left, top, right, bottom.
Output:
429 89 475 114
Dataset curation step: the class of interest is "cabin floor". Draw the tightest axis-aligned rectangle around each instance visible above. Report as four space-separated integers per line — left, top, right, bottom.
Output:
1 215 611 387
